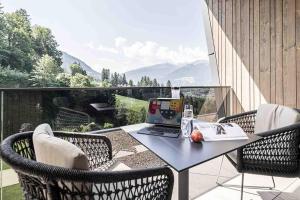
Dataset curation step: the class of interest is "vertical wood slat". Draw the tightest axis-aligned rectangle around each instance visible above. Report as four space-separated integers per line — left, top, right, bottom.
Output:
206 0 300 112
225 0 233 114
218 0 222 84
236 0 242 112
275 0 283 105
213 0 220 80
241 0 250 111
260 0 271 104
253 0 261 109
283 0 296 107
249 0 254 110
270 0 276 104
208 0 214 34
221 0 226 86
232 0 237 114
296 0 300 107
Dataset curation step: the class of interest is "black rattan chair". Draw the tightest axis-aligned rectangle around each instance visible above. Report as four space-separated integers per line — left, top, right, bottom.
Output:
217 109 300 199
0 131 174 200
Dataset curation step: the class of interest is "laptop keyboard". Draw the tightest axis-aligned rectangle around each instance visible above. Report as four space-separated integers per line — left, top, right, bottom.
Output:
148 127 181 134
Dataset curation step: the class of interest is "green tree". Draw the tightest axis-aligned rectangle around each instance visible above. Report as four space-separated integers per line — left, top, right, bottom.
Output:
139 107 147 122
0 66 30 88
70 62 86 76
30 54 63 87
0 4 8 66
32 25 62 65
0 3 7 49
101 68 110 81
70 73 92 87
0 8 62 74
110 72 119 87
117 73 123 85
4 9 34 72
166 80 171 87
78 122 101 132
129 80 134 86
152 78 158 87
101 80 111 87
137 76 159 87
103 122 114 129
121 74 127 85
56 72 71 87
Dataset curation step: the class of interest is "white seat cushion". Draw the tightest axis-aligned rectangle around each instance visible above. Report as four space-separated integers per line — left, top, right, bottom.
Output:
33 124 89 170
33 123 54 136
254 104 300 136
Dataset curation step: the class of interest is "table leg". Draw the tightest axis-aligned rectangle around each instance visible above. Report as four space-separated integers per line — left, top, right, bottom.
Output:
178 169 189 200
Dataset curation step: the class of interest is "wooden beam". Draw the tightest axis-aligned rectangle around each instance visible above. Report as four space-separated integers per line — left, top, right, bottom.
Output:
253 0 261 109
283 0 296 107
275 0 283 105
296 0 300 108
270 0 276 104
260 0 271 104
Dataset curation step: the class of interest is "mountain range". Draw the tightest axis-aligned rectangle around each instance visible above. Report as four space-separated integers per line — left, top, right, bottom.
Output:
60 52 214 86
61 52 101 80
125 60 214 86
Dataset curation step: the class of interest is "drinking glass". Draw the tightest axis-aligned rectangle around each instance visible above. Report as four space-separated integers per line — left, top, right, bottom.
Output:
181 104 194 137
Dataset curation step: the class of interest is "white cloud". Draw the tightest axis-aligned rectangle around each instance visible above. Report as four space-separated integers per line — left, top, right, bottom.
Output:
97 45 118 54
121 40 207 65
115 37 127 48
85 37 208 71
85 41 95 49
85 41 118 54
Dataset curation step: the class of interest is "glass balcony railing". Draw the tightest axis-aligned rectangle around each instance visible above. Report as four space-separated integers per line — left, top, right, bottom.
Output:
0 86 231 137
0 86 232 199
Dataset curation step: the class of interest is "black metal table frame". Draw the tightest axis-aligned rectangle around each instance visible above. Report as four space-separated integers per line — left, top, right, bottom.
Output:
122 123 261 199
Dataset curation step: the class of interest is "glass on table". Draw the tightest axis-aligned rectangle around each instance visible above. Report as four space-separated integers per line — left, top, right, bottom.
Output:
181 104 194 138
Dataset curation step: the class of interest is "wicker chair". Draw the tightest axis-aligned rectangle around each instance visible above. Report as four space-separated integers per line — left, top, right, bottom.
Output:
217 109 300 199
0 131 174 200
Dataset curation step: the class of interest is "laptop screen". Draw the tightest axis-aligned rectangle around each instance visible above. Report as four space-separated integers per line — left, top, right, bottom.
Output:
146 98 183 127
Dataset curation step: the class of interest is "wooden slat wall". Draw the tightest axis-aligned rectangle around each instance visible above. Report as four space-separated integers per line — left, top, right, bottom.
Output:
206 0 300 113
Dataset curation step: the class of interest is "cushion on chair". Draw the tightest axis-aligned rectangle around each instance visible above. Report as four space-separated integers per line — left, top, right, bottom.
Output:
254 104 300 136
227 104 300 164
33 125 89 170
33 123 54 136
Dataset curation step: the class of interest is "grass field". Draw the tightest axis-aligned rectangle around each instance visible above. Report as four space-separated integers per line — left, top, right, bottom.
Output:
1 160 10 170
115 95 148 111
2 184 22 200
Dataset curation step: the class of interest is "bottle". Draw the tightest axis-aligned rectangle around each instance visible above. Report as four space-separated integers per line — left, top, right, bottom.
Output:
181 104 194 137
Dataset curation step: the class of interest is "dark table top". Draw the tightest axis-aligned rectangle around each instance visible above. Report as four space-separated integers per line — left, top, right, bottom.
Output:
122 123 261 172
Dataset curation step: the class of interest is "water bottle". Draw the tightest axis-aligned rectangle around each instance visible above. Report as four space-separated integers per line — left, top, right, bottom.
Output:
181 104 194 137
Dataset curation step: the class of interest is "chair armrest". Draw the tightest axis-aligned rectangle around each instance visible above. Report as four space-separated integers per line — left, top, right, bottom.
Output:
237 123 300 175
50 166 174 200
53 131 112 169
219 110 257 134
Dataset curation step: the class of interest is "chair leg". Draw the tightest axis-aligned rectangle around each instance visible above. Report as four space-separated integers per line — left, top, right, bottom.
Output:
241 173 244 200
271 176 276 189
216 155 225 185
219 175 276 190
216 156 276 195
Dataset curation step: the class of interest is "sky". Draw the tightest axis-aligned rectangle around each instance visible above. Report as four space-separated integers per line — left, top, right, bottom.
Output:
1 0 208 73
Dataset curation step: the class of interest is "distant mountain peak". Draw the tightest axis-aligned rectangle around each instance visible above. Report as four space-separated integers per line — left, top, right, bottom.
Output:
125 60 215 86
61 51 101 80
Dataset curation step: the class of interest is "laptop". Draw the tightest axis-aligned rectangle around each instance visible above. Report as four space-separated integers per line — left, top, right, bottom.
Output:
138 98 183 138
